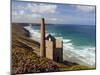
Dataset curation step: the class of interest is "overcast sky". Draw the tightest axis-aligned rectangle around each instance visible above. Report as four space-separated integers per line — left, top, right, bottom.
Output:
12 0 96 25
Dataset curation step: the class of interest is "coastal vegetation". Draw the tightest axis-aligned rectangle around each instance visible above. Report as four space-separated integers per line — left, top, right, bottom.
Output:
12 23 93 74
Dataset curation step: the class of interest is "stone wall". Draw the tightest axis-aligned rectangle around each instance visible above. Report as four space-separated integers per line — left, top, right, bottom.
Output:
45 38 63 62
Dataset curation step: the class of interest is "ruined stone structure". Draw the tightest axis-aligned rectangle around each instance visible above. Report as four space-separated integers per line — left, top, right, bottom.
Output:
45 34 63 62
40 18 63 62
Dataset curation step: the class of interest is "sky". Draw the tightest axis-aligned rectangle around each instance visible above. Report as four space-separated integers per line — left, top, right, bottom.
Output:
12 0 96 25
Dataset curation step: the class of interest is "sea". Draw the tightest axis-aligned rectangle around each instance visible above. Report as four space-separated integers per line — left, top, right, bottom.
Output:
24 24 96 67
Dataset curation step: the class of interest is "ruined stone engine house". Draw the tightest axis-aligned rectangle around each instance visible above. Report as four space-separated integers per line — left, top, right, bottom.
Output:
40 18 63 62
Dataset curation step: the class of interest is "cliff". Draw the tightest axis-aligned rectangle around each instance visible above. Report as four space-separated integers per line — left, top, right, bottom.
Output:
11 23 91 74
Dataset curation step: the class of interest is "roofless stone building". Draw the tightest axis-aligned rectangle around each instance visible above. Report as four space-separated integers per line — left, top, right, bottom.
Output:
40 18 63 62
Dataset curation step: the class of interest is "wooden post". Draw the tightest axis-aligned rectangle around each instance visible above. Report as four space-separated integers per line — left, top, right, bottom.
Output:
40 18 45 57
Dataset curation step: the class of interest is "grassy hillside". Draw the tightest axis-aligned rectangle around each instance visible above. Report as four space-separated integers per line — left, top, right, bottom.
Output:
11 23 93 74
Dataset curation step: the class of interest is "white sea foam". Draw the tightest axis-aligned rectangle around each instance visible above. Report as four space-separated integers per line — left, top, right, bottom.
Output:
24 26 40 42
63 43 95 67
24 25 96 67
63 39 71 43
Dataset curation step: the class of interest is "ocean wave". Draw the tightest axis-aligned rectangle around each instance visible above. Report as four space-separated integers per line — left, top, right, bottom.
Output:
24 25 95 67
63 43 95 67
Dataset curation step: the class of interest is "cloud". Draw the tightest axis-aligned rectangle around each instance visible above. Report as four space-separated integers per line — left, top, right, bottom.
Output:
12 11 18 16
19 10 24 15
76 5 95 12
12 1 95 25
12 3 57 14
27 3 57 14
12 2 58 22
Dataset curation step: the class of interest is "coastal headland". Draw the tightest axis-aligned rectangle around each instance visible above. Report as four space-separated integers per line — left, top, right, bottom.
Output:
12 23 93 74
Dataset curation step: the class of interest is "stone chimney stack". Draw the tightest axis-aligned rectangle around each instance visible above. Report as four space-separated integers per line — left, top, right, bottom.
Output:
40 18 45 57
